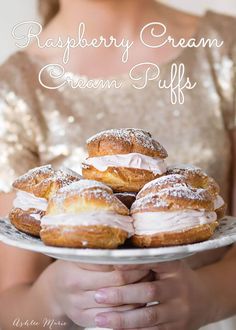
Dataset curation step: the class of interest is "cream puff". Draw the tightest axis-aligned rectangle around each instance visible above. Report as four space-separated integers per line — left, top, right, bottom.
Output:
9 165 82 237
82 128 168 192
131 176 218 247
136 173 187 199
40 179 134 248
167 164 227 220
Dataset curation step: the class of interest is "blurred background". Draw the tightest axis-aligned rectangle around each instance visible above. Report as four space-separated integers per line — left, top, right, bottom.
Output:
0 0 236 64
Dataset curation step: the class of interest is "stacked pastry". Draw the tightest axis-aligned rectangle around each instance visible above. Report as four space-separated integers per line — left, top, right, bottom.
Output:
9 165 81 237
8 128 227 249
40 180 133 248
82 128 168 192
82 128 168 210
167 164 227 220
131 173 220 247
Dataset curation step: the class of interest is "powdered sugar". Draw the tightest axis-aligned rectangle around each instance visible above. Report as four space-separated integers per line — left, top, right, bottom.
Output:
13 165 54 185
87 128 135 144
48 180 129 216
138 174 187 197
51 180 116 210
157 186 210 201
115 192 137 198
54 167 82 180
132 184 211 214
13 165 81 189
58 179 112 194
168 163 200 170
132 194 169 212
47 167 82 188
167 164 208 177
86 188 114 201
87 128 167 156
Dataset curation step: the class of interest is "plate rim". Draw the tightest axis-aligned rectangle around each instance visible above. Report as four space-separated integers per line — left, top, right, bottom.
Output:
0 217 236 259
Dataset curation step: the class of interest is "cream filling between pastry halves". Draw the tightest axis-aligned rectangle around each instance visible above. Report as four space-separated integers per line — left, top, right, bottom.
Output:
13 191 48 212
41 211 134 237
132 210 217 235
83 153 167 175
214 195 224 210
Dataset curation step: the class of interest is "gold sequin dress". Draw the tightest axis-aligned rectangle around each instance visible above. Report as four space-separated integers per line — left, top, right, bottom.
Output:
1 12 235 203
0 10 236 329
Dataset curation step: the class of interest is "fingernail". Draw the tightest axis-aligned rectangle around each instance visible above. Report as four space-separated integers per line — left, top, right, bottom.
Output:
95 315 108 327
95 290 107 303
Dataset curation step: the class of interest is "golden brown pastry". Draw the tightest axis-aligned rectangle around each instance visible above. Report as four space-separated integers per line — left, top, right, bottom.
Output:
40 179 134 248
131 176 218 247
214 196 227 220
167 164 227 220
82 128 168 192
9 165 82 237
136 173 188 199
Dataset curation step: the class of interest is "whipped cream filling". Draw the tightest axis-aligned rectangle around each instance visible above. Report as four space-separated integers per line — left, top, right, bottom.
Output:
214 195 224 210
30 213 42 221
41 211 134 237
13 191 48 212
83 153 167 175
132 210 217 235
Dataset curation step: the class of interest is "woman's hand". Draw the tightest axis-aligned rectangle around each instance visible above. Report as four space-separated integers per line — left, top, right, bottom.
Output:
94 261 215 330
47 260 151 327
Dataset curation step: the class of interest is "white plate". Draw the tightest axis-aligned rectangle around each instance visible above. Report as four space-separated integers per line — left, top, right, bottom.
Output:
0 217 236 264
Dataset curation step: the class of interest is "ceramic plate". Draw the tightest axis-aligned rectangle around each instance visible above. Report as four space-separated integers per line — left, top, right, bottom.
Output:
0 217 236 264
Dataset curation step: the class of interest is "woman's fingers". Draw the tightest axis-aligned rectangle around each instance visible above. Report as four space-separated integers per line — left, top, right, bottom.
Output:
76 304 142 327
94 276 185 306
94 302 180 329
126 322 183 330
76 290 145 309
115 261 183 276
95 279 175 305
77 263 114 272
73 267 150 291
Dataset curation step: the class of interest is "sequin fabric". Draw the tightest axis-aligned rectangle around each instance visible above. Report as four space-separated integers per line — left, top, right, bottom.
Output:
0 11 235 205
